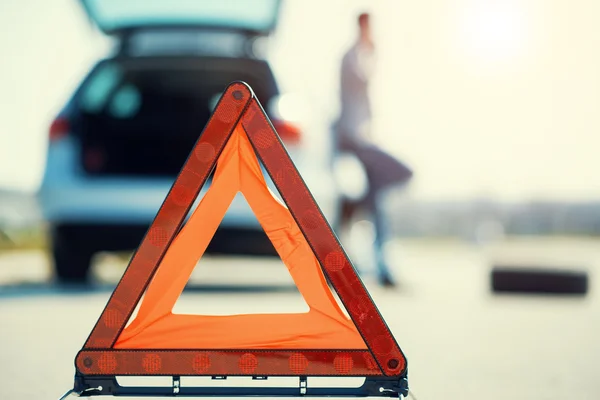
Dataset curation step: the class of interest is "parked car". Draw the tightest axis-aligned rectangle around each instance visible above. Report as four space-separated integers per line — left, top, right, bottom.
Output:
38 0 344 282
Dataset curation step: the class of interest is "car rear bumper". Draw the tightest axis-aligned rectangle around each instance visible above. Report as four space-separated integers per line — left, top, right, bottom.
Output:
38 183 276 228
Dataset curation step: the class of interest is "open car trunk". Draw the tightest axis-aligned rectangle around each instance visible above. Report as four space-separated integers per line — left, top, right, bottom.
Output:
77 0 282 36
73 57 278 177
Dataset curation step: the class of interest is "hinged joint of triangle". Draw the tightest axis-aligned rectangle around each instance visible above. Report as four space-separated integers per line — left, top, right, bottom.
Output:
69 82 408 398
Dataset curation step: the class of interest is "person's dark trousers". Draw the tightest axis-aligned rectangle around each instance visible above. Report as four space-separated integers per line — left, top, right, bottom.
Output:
333 131 412 287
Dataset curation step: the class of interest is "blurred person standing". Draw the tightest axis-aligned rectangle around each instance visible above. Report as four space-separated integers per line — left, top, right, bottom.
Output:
334 12 413 288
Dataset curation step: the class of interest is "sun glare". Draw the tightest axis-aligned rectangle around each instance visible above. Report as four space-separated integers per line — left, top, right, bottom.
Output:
459 1 526 64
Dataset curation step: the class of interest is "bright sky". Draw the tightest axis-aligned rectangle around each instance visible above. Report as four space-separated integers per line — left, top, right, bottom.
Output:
1 0 599 202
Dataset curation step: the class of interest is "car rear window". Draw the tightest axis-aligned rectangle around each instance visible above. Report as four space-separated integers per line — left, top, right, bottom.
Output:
77 57 276 120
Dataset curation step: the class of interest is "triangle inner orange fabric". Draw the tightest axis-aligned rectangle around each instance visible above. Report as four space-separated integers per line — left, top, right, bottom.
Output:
74 82 407 384
115 124 365 350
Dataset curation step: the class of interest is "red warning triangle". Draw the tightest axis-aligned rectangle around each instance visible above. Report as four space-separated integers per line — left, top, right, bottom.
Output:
71 82 407 397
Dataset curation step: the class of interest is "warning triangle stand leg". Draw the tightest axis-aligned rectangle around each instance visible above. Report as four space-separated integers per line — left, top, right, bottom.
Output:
58 389 76 400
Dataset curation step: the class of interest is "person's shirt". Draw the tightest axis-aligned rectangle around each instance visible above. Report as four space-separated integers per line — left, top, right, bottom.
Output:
337 41 376 143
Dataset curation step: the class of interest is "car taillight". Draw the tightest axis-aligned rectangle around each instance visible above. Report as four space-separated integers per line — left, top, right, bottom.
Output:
49 117 69 141
271 119 302 145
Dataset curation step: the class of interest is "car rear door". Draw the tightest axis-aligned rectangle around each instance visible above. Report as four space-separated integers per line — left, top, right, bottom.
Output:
77 0 283 36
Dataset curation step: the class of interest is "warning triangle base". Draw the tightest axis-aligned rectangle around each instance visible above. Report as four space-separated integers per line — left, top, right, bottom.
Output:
73 373 409 398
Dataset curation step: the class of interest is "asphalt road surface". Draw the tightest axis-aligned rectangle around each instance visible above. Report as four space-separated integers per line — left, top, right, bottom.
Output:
0 237 599 399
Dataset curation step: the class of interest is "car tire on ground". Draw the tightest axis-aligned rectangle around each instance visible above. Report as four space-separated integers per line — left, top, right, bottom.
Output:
51 226 94 284
491 266 589 295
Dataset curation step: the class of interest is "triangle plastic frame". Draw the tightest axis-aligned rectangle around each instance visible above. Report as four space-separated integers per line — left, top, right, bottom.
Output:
66 82 408 398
